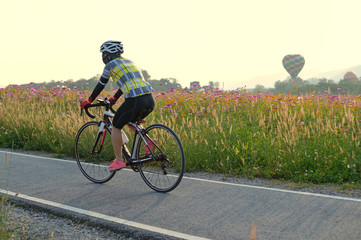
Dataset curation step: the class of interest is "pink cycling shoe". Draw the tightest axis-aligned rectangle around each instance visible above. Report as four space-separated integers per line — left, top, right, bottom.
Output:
108 159 127 172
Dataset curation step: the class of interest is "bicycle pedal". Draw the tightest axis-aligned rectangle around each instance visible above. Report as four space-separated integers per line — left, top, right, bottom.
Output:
130 164 139 172
131 167 139 172
126 161 138 172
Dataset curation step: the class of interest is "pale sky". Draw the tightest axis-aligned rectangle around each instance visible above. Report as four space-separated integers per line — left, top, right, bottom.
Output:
1 0 361 89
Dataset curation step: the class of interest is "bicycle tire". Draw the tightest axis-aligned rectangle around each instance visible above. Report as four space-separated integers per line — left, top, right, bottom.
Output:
136 124 185 192
75 121 115 183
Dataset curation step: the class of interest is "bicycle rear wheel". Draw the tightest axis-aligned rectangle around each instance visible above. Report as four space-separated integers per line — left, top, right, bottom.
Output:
136 124 185 192
75 121 115 183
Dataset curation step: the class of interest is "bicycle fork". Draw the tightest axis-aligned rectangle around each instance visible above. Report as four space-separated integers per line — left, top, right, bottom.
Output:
91 122 107 154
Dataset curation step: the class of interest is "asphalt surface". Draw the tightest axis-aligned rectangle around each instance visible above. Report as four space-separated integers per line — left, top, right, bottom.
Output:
1 150 361 240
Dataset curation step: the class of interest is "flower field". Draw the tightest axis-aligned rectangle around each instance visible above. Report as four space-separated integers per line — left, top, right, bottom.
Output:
1 83 361 184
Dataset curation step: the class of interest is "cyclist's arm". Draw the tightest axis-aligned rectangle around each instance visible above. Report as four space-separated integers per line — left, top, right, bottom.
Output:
113 88 123 98
88 64 113 101
89 76 108 101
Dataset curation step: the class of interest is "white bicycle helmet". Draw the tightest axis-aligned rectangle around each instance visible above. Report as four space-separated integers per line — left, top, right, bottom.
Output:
100 40 124 54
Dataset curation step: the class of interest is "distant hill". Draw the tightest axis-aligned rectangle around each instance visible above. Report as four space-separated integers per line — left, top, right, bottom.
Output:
312 65 361 82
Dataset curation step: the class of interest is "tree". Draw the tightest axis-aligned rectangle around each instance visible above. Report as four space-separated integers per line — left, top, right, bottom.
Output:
190 81 200 89
141 70 151 81
338 78 360 94
253 84 266 93
208 81 214 89
274 80 291 94
148 78 181 92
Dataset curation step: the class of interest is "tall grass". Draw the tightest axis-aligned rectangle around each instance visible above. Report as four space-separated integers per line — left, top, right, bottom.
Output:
0 152 22 238
1 84 361 183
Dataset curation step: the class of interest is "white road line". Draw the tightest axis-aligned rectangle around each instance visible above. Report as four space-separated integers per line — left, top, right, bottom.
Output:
182 176 361 203
0 151 77 164
2 150 361 203
0 189 210 240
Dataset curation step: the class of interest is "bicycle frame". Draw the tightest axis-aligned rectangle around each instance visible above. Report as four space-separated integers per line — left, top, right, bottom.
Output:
125 122 160 164
96 104 160 166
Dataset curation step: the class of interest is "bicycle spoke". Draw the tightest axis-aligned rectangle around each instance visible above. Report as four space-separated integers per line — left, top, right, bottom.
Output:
136 124 184 192
75 122 115 183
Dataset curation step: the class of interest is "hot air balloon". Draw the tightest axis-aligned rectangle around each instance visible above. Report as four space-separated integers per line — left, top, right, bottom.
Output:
343 71 358 83
282 54 305 87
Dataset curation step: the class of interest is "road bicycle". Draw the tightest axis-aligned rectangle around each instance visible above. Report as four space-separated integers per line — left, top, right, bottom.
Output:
74 98 185 193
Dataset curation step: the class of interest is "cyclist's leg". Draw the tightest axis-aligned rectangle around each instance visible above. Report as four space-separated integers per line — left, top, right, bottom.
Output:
112 94 155 163
132 94 155 120
130 94 156 155
111 127 124 161
110 98 136 170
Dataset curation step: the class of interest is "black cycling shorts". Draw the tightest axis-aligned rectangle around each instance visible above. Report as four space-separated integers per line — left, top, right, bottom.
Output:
113 94 155 129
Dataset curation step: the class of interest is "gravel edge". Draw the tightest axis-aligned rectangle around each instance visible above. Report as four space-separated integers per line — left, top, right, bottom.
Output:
6 202 135 240
5 197 177 240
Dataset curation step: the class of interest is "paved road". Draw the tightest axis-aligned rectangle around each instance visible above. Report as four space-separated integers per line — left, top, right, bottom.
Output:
1 150 361 240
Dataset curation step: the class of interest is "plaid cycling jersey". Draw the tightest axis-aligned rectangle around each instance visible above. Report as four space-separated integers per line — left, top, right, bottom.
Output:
101 57 153 98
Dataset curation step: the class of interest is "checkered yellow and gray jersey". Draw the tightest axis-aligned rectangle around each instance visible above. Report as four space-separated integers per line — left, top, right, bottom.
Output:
101 57 153 98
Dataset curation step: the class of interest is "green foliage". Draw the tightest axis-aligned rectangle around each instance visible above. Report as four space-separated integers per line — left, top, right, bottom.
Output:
272 77 361 95
6 69 184 94
148 78 181 92
0 198 15 239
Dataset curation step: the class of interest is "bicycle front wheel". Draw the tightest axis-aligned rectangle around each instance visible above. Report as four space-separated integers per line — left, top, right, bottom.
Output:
75 121 115 183
136 124 185 192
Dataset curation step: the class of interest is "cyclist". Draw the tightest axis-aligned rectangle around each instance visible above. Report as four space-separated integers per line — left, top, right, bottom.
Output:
81 40 155 172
